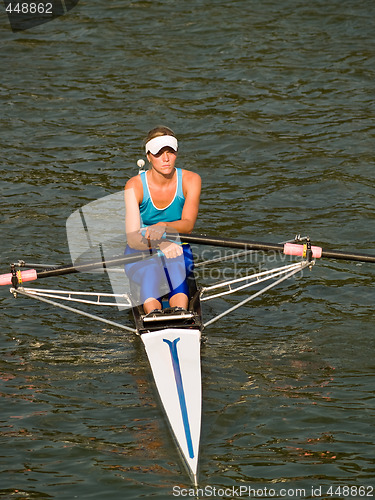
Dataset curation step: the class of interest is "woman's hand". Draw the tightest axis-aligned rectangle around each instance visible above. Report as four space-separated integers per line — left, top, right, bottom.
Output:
158 241 183 259
144 223 166 242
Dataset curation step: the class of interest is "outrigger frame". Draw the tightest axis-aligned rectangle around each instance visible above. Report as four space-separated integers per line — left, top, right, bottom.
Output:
9 256 314 333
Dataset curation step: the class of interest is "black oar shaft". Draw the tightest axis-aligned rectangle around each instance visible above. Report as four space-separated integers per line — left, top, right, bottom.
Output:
0 251 156 286
177 233 284 253
321 249 375 263
177 232 375 264
37 252 153 278
37 265 79 278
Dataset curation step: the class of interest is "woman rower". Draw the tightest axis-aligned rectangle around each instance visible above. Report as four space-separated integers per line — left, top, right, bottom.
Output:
124 126 201 314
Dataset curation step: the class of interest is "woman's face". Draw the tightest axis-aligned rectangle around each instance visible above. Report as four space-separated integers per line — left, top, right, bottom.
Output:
147 146 177 176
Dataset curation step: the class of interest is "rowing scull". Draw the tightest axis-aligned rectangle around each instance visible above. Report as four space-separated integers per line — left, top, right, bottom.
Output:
1 234 374 486
130 271 203 485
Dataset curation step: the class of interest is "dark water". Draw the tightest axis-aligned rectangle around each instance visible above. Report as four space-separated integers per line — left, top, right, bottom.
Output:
1 1 374 499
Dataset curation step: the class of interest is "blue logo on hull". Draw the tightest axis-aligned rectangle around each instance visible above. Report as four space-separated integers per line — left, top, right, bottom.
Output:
163 337 194 459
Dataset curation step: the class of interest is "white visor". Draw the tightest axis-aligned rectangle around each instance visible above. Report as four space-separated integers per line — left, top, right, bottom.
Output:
145 135 178 155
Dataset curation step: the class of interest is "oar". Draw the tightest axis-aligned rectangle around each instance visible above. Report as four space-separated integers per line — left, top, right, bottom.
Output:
0 250 160 287
2 232 374 288
175 233 375 263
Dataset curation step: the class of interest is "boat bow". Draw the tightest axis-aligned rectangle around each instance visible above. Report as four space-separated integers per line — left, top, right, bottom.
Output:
141 327 202 485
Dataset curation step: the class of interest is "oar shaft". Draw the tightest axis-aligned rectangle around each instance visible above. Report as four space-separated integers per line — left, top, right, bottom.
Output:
177 233 375 263
321 249 375 263
177 233 284 253
0 251 156 286
37 265 79 279
38 251 156 277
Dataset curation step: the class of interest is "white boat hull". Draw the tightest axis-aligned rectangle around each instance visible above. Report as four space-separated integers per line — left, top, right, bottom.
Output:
141 328 201 484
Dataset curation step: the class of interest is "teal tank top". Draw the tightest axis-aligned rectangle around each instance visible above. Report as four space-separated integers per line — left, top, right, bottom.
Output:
139 168 185 226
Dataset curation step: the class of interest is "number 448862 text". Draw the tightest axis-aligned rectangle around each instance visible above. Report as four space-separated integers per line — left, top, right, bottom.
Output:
5 3 53 14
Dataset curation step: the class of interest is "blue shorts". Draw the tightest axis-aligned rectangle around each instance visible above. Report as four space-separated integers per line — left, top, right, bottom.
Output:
124 244 194 305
